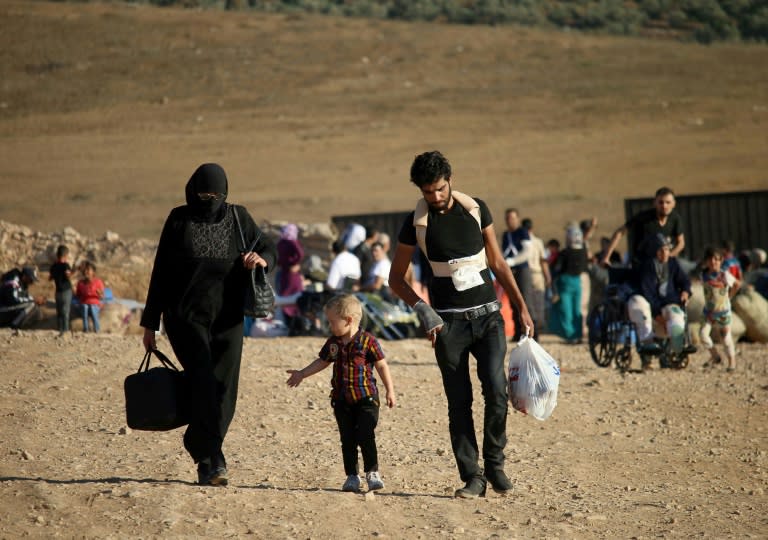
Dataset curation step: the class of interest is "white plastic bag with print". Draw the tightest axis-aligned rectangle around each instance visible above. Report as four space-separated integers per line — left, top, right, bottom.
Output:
507 336 560 420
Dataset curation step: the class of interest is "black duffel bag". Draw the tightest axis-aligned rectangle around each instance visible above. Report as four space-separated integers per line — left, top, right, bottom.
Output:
124 348 189 431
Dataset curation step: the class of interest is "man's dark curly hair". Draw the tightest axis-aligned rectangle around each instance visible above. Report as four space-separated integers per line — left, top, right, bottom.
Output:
410 150 452 188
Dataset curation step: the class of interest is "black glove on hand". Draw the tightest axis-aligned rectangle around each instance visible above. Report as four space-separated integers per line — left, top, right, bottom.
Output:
413 300 444 334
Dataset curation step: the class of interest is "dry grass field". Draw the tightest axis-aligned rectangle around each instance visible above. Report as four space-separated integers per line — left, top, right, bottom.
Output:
1 0 767 245
1 2 767 539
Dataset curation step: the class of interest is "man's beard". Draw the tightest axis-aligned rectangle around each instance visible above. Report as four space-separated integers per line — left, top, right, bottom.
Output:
428 185 453 212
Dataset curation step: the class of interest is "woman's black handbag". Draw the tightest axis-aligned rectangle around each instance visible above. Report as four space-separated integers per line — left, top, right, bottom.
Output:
232 206 275 318
124 349 189 431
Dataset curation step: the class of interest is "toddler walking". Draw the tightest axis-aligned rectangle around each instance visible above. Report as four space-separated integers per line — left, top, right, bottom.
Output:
286 294 395 492
700 246 741 371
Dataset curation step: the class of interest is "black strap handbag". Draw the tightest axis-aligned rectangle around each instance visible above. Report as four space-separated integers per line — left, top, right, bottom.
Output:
232 206 275 319
124 348 189 431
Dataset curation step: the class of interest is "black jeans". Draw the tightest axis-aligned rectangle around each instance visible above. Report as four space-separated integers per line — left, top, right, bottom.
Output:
333 396 380 476
434 311 508 482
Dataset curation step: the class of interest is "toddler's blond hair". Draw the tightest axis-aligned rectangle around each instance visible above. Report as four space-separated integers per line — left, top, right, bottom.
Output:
324 294 363 325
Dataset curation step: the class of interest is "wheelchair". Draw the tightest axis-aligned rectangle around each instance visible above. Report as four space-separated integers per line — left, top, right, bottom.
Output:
587 268 695 371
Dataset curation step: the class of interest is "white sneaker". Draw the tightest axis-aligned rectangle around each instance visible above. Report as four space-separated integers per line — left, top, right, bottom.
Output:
342 474 361 492
366 471 384 491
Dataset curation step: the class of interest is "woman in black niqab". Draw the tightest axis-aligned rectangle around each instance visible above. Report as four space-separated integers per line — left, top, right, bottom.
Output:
185 163 229 223
140 162 276 487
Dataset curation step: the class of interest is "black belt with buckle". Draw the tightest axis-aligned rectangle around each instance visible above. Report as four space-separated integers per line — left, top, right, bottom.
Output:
439 301 501 321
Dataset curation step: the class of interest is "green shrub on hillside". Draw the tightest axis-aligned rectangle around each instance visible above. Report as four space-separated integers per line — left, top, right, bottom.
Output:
139 0 768 43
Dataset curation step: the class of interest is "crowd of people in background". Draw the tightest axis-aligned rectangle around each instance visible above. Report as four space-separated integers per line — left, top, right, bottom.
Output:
2 184 768 357
3 158 768 495
0 246 107 335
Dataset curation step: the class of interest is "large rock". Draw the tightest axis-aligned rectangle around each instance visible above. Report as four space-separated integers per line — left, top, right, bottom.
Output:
732 287 768 343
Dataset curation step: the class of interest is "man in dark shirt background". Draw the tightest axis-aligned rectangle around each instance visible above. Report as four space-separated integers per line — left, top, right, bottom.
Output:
600 186 685 269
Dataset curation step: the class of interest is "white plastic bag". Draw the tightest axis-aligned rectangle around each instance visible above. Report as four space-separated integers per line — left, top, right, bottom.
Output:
507 336 560 420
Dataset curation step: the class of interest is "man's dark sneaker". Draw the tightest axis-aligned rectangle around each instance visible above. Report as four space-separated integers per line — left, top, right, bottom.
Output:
682 344 698 355
485 469 513 494
454 476 486 499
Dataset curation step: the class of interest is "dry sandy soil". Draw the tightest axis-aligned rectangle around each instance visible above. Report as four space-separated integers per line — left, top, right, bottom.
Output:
1 1 768 538
0 331 766 539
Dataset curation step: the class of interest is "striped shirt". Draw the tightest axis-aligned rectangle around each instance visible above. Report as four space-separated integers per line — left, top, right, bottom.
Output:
319 330 384 403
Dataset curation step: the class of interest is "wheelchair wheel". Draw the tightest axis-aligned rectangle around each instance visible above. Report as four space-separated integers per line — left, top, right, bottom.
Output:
665 352 690 369
615 345 632 371
587 303 616 368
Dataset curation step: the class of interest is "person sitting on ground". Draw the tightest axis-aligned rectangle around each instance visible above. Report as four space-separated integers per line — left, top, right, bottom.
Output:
352 225 378 285
361 241 393 300
377 232 391 256
326 240 361 292
699 246 741 372
628 233 692 366
0 266 45 331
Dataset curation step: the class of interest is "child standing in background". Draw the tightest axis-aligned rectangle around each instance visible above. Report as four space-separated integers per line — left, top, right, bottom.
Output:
75 261 104 333
49 245 73 335
700 246 741 371
286 294 396 493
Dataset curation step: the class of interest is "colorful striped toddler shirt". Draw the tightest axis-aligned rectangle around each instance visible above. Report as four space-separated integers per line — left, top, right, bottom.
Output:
319 330 384 403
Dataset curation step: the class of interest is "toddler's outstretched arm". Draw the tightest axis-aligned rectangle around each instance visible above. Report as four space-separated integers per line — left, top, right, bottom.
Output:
286 358 329 387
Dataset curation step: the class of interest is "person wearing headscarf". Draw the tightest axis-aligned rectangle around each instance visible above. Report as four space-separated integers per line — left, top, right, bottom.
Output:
275 223 305 329
141 163 276 486
548 223 589 343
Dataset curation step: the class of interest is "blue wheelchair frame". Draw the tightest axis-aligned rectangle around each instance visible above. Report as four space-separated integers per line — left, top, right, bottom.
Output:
587 268 695 371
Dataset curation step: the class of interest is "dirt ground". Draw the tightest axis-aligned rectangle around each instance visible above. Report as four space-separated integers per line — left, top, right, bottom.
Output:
0 331 765 539
1 1 768 538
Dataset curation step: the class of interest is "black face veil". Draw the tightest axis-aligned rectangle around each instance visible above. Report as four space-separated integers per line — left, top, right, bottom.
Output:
185 163 229 223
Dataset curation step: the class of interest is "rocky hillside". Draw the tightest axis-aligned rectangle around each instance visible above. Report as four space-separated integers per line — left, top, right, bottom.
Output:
0 219 336 333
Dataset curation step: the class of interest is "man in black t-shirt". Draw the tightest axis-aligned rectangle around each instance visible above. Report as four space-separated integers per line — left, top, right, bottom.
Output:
388 150 533 499
600 186 685 269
